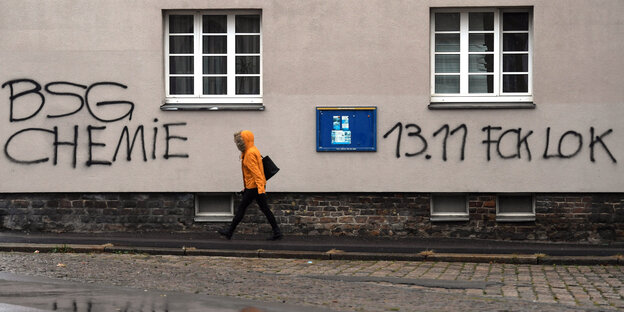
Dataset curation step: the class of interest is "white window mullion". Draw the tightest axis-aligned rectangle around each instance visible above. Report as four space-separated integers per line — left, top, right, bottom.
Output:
430 13 436 95
459 12 469 95
164 16 171 96
494 9 501 96
258 14 263 96
194 13 202 97
227 14 236 96
528 10 533 96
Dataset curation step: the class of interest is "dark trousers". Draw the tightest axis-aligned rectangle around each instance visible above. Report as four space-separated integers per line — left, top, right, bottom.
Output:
228 188 281 234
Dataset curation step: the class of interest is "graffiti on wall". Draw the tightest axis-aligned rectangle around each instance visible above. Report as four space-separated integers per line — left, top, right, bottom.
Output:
383 122 617 163
2 79 189 168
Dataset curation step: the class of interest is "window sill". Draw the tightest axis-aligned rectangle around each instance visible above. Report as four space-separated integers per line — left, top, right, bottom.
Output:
430 215 469 222
161 103 265 111
162 97 264 111
429 96 534 110
429 102 535 110
194 215 233 222
496 215 536 222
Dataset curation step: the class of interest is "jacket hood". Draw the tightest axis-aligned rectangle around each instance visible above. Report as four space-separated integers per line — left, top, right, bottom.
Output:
234 130 255 153
241 130 255 150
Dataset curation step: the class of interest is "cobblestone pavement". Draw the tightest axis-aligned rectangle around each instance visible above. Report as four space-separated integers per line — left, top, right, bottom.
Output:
0 252 622 311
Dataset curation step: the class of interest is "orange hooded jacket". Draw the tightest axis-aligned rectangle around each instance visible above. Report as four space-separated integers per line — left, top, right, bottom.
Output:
236 130 266 194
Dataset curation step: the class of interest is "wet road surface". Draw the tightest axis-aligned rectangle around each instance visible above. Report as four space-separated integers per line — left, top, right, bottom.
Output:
0 252 621 311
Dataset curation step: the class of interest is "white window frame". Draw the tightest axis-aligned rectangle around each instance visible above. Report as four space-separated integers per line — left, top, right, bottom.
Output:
194 193 234 222
163 10 263 111
496 193 536 222
430 193 469 222
430 8 533 106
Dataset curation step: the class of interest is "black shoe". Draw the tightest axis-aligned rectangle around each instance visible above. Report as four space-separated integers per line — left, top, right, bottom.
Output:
217 228 232 240
266 233 283 241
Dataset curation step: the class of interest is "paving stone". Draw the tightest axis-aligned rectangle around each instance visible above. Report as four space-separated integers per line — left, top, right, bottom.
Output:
0 252 620 311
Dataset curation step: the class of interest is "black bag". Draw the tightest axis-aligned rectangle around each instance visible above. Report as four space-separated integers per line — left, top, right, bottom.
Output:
262 155 280 180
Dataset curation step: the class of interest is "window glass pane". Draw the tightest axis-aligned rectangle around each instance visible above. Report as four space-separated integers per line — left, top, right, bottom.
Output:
170 56 193 74
203 56 227 74
203 36 227 54
197 194 231 214
435 13 460 31
469 12 494 31
203 77 227 95
203 15 227 33
432 195 467 214
435 75 459 93
469 34 494 52
236 15 260 33
236 56 260 74
503 74 528 92
469 75 494 93
503 33 528 51
435 34 460 52
236 77 260 94
503 54 528 72
435 54 459 73
236 35 260 53
169 15 193 33
170 77 194 95
169 36 193 53
469 54 494 72
503 12 529 31
499 195 533 214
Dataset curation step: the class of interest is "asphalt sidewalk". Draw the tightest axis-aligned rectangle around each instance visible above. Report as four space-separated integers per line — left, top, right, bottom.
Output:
0 232 622 265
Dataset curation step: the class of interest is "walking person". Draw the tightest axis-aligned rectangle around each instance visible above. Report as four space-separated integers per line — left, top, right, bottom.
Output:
218 130 283 240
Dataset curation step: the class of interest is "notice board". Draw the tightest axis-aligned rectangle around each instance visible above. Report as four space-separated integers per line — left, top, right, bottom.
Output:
316 107 377 151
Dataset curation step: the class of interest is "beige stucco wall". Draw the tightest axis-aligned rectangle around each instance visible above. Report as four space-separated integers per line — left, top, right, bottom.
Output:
0 0 622 193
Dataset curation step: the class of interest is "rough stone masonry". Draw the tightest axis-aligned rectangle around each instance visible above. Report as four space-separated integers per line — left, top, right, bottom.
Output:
0 193 622 243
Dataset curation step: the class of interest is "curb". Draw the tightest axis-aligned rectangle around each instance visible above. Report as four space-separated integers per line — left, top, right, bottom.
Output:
426 253 538 264
0 243 621 265
537 255 620 266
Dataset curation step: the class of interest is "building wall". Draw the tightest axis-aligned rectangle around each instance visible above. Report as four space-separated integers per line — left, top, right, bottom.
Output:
0 1 622 241
0 0 622 194
1 193 622 242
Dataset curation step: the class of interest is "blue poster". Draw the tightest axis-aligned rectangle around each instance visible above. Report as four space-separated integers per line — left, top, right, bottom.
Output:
317 107 377 151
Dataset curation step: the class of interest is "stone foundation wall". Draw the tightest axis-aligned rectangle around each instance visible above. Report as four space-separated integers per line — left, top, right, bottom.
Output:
0 193 622 243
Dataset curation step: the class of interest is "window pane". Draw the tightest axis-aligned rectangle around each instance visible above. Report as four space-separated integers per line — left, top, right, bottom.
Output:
236 56 260 74
435 34 460 52
203 56 227 74
469 54 494 72
435 75 459 93
203 77 227 95
170 56 193 74
435 54 459 73
169 15 193 33
503 12 529 31
236 15 260 33
503 33 528 51
469 12 494 31
499 195 533 214
203 15 227 33
469 34 494 52
432 195 466 214
197 194 231 214
503 54 528 72
236 77 260 94
169 36 193 53
203 36 227 54
469 75 494 93
236 35 260 54
503 74 528 92
435 13 460 31
170 77 193 95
